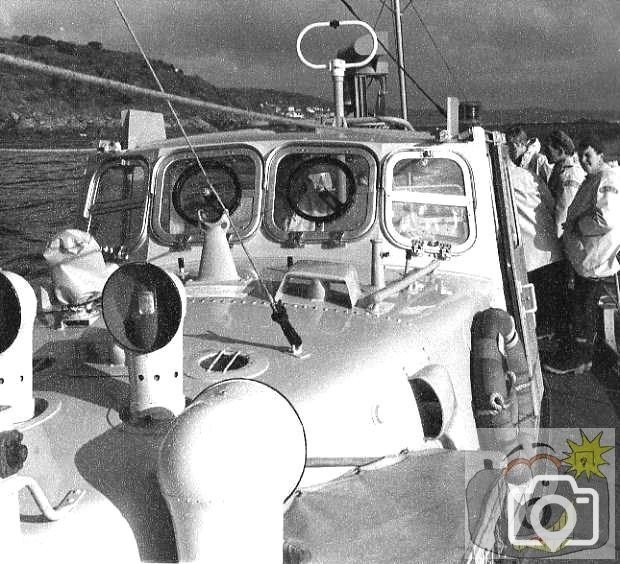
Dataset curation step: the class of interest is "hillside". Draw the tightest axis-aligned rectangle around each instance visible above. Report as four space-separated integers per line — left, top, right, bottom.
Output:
1 33 619 150
0 34 330 139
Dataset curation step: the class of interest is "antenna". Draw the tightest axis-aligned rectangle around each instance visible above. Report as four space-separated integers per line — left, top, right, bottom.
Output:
391 0 408 120
297 20 378 127
338 0 446 117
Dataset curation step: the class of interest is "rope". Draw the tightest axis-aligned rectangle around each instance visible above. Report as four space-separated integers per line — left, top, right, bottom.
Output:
373 0 388 29
337 0 446 117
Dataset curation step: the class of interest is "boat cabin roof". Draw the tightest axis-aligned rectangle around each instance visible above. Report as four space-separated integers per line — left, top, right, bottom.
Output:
129 125 436 152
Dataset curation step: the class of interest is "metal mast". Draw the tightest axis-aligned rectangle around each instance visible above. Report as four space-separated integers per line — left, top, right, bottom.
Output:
391 0 408 120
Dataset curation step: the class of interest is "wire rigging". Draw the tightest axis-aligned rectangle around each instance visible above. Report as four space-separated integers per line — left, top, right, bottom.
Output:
373 0 387 29
405 1 467 101
112 0 302 352
337 0 446 117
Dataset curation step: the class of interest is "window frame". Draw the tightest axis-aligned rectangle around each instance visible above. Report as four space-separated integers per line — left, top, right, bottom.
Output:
382 149 477 253
263 142 378 244
84 156 151 253
150 145 264 247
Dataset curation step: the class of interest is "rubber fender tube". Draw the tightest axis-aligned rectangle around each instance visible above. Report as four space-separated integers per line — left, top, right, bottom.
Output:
470 308 517 429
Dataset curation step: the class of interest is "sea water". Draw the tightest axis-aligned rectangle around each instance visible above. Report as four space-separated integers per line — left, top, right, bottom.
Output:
0 149 91 283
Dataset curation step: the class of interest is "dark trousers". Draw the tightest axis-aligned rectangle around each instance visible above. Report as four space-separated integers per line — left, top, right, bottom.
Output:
570 272 618 344
528 260 570 337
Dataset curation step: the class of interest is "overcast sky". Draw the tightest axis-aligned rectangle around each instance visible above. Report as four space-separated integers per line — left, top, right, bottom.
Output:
1 1 618 112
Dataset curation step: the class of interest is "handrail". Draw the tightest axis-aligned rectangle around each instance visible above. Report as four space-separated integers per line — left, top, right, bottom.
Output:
358 259 440 308
347 116 416 131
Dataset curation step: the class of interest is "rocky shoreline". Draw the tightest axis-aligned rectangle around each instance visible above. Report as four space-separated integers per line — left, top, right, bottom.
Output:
0 110 225 149
0 109 217 133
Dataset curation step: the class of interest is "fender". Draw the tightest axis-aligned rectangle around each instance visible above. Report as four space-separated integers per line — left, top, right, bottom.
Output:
470 308 531 448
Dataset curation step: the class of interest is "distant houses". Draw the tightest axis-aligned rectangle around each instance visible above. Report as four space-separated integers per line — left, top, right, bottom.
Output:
259 101 333 121
284 106 304 119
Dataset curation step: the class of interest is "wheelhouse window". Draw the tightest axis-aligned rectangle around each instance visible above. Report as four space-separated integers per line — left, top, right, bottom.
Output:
86 158 149 252
152 147 262 246
265 145 376 244
383 152 475 252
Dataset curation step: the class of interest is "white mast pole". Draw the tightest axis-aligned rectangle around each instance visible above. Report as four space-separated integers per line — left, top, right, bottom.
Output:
392 0 408 120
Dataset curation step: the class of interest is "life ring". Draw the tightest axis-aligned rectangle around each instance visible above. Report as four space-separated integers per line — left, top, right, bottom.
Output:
470 308 529 438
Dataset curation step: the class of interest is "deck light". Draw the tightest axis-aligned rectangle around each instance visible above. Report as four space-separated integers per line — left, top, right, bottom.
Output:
102 263 186 420
0 271 36 425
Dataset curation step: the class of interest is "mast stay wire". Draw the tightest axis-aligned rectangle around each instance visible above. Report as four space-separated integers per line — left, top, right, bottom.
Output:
337 0 446 117
112 0 302 351
374 0 467 105
405 1 468 101
373 0 387 30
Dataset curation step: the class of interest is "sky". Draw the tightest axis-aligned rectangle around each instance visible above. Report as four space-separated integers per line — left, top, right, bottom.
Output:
1 0 619 112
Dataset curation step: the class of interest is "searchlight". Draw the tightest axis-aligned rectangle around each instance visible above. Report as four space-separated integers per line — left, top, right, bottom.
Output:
0 272 84 558
0 271 36 425
102 263 186 420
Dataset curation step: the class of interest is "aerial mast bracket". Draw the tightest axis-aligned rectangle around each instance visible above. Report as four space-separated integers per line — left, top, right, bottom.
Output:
296 20 378 127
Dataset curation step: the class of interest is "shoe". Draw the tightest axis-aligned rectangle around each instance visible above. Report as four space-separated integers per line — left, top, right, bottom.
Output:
537 334 560 356
542 341 593 375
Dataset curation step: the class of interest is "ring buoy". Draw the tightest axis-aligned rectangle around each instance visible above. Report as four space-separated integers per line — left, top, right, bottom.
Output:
470 308 530 447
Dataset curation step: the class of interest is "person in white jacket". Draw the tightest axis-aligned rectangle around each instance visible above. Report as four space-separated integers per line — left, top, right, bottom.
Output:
544 130 585 238
544 136 620 374
506 126 553 185
508 160 564 337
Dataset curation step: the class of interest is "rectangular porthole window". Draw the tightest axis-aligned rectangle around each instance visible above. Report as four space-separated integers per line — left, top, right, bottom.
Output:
383 152 476 252
86 158 149 252
152 147 263 247
264 145 377 244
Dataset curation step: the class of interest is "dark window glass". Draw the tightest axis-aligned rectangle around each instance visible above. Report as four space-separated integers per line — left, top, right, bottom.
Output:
274 153 371 233
162 155 256 236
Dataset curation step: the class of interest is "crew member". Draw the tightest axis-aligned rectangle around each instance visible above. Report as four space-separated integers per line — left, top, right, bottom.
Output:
544 136 620 374
540 130 585 340
544 130 585 237
506 126 552 185
507 159 563 337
